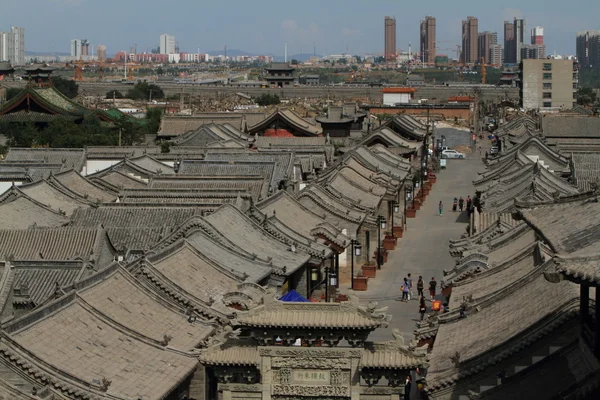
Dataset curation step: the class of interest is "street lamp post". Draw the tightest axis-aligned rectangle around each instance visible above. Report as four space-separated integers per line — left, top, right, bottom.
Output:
324 266 329 302
391 200 399 236
404 185 411 231
376 216 387 270
350 240 361 290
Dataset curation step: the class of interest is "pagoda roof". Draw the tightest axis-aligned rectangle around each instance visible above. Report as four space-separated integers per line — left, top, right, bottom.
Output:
247 108 322 136
265 62 295 71
234 295 390 330
0 86 89 118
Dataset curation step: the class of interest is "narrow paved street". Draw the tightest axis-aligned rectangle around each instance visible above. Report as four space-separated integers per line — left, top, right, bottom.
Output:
353 154 483 342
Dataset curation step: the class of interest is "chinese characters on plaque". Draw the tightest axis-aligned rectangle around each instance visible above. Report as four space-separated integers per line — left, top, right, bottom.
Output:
292 369 330 384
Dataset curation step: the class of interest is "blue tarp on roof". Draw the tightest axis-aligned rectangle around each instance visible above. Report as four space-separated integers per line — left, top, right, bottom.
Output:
279 289 309 302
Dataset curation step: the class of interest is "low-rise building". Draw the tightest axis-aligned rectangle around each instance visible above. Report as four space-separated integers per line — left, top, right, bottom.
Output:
264 62 295 87
520 59 576 111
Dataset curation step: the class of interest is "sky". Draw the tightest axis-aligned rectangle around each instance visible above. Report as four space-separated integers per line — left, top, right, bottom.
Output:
1 0 598 57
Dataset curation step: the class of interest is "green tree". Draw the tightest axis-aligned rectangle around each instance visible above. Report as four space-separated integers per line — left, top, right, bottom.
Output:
576 87 598 106
115 116 145 145
51 76 79 99
126 81 165 100
291 59 299 65
145 108 163 135
254 94 280 106
106 89 124 99
156 67 164 76
1 121 39 147
6 88 23 101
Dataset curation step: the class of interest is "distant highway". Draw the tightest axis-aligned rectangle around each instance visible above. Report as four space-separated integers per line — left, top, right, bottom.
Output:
1 80 519 102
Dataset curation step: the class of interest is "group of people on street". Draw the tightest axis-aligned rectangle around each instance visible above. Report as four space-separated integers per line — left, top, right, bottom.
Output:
440 195 472 216
400 276 438 322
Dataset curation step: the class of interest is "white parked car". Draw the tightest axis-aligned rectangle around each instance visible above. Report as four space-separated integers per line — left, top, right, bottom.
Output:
441 149 466 159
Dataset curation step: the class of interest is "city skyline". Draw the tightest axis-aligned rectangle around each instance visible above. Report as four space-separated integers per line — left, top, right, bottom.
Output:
1 0 598 57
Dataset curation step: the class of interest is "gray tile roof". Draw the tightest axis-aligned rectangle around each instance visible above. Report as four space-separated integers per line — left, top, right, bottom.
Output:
150 175 269 201
255 191 349 246
78 268 214 350
571 152 600 192
427 273 578 391
204 204 311 274
145 241 243 305
553 255 600 285
16 179 93 215
3 300 198 400
204 151 295 191
4 148 85 172
0 190 69 229
542 115 600 139
49 170 117 203
0 227 112 263
11 261 85 306
516 193 600 255
178 160 277 192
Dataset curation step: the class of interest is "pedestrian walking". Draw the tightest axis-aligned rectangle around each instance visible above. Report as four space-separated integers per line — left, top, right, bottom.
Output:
429 277 437 301
452 197 458 212
419 297 427 321
416 276 424 298
438 201 443 216
466 195 472 211
458 196 464 211
404 375 412 400
407 273 413 300
401 277 409 301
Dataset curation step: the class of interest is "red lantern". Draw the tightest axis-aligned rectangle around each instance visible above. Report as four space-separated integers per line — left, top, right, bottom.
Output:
432 300 441 311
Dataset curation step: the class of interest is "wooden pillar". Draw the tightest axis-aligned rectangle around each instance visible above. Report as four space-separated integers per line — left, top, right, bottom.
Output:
581 284 589 328
596 287 600 359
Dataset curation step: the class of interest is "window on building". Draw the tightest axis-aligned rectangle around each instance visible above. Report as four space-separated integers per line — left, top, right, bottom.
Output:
542 63 552 71
573 82 578 89
543 73 552 80
574 92 578 99
543 102 552 108
543 82 552 89
543 92 552 99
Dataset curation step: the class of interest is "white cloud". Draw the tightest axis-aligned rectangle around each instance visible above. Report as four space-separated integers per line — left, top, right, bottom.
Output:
281 19 320 39
342 28 361 37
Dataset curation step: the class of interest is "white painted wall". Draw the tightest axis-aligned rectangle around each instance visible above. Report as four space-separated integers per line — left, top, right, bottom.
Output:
85 160 120 176
383 93 410 106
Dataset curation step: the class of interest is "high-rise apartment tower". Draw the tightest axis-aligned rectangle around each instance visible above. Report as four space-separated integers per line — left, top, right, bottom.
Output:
420 16 436 64
461 16 478 64
384 16 396 61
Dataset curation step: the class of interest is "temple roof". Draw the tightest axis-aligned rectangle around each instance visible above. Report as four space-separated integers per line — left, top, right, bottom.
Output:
542 114 600 139
359 127 423 151
234 296 390 330
487 136 570 174
246 108 322 136
158 113 266 137
551 255 600 285
13 179 94 215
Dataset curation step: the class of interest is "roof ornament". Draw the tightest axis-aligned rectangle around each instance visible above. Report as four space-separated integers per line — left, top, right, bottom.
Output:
160 335 172 346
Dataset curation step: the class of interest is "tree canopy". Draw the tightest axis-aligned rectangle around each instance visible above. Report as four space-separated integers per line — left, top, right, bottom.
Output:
576 87 598 106
126 81 165 101
52 76 79 99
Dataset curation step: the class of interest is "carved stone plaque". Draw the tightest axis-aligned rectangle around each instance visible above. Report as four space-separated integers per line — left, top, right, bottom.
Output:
291 369 330 385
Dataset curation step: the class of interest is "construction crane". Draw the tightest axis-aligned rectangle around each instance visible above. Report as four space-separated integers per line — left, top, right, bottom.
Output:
125 64 142 81
481 57 487 84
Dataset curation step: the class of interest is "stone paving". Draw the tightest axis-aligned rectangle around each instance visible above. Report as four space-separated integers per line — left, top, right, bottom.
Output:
349 154 484 343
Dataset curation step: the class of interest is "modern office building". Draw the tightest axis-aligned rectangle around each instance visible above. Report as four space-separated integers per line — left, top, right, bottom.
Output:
520 59 575 110
0 26 25 66
478 31 498 64
96 45 107 62
514 18 526 64
521 44 546 60
461 16 478 64
490 44 503 66
420 16 436 64
384 16 396 61
576 30 600 71
504 20 516 64
504 18 526 64
70 39 82 57
531 26 544 45
160 34 176 55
